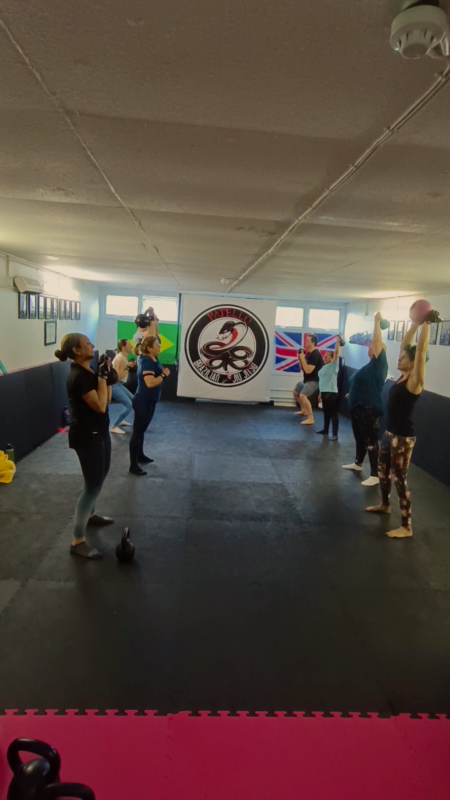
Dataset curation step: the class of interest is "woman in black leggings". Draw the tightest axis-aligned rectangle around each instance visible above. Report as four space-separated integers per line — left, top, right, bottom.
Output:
55 334 114 559
366 311 439 538
129 335 170 476
342 313 388 487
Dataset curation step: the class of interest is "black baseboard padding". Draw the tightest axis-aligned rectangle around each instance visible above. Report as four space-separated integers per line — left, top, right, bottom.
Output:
0 361 180 462
339 366 450 487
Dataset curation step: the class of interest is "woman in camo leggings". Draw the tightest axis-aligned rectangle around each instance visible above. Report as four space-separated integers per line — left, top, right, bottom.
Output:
366 311 439 538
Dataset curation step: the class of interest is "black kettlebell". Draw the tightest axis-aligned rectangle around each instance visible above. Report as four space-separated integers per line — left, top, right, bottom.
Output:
116 527 135 563
43 784 95 798
7 739 60 799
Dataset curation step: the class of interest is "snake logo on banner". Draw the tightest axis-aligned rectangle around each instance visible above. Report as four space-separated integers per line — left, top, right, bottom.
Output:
185 304 270 386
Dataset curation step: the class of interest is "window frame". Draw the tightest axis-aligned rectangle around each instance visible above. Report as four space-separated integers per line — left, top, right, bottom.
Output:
141 295 179 324
275 305 305 330
105 294 139 318
307 307 341 332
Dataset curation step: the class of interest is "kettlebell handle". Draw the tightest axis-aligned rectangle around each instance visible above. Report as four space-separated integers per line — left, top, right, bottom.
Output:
7 739 61 782
43 783 95 799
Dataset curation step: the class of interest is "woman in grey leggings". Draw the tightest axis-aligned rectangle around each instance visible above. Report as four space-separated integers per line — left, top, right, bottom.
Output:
55 333 114 559
111 339 135 434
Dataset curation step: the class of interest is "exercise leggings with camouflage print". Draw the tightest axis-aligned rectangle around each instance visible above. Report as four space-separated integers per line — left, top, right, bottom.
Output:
378 431 416 529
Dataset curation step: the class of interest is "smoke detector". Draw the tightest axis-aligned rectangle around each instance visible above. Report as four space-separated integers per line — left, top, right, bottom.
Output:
390 3 449 59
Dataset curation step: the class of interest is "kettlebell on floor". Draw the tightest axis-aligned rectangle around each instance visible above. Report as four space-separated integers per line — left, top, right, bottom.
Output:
116 527 136 563
7 738 95 798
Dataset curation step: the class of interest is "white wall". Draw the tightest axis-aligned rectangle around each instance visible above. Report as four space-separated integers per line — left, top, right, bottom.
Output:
0 256 100 372
344 293 450 398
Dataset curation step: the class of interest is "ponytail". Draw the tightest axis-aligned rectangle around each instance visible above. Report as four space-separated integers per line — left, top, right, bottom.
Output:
55 333 83 362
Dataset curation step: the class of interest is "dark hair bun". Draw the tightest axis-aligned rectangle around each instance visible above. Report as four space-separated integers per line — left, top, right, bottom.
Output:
54 349 68 361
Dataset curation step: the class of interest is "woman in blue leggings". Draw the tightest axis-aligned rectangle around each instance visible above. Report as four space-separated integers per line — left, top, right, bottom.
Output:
129 335 170 476
55 333 114 559
111 339 135 434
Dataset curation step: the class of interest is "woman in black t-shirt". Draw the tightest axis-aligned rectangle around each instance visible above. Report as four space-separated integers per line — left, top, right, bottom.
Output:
55 333 114 559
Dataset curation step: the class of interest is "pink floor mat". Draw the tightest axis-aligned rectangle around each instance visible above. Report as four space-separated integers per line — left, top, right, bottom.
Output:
1 711 449 799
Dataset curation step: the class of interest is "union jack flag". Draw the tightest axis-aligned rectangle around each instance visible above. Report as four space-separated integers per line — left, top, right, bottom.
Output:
275 330 338 373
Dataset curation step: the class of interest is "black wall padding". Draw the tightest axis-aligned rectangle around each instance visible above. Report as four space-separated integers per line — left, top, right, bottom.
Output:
0 371 29 461
340 366 450 487
0 362 70 461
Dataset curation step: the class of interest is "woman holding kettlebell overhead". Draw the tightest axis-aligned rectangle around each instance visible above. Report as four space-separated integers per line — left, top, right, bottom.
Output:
55 334 117 559
129 335 170 476
366 306 441 538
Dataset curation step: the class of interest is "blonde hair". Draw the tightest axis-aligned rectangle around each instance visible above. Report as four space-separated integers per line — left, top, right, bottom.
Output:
134 335 159 357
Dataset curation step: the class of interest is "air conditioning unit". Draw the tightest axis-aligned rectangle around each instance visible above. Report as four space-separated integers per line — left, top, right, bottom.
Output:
14 275 44 294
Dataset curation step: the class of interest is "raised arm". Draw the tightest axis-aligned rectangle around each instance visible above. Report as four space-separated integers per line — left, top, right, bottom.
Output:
331 336 341 362
371 312 383 358
408 323 429 394
400 321 419 356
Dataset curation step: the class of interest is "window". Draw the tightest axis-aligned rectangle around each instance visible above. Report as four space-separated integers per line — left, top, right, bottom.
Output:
275 306 304 328
142 296 178 323
105 295 139 317
308 308 340 330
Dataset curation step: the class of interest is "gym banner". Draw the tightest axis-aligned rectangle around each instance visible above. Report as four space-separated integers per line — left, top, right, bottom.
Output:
177 295 276 401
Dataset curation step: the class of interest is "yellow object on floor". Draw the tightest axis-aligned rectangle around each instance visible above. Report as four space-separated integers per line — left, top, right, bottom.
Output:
0 451 16 483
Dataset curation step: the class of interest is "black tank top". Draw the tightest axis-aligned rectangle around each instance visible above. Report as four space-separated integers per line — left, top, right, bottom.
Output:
386 379 421 438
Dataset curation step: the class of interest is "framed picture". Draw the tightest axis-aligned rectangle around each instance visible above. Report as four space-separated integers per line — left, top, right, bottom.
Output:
70 300 76 320
28 294 37 320
44 320 57 346
59 298 65 320
429 322 439 345
51 298 58 320
65 300 71 320
75 301 81 321
406 320 414 332
388 320 396 341
18 293 28 319
44 296 52 320
439 320 450 346
396 321 405 342
38 295 45 320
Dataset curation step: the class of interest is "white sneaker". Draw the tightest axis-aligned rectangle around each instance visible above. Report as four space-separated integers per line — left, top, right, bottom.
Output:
342 463 362 471
111 426 126 435
361 476 380 487
119 421 132 427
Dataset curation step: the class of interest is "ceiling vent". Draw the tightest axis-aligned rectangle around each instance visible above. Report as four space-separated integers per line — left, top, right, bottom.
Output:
390 3 449 59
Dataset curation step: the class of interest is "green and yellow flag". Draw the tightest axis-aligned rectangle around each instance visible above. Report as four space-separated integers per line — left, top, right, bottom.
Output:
117 321 180 365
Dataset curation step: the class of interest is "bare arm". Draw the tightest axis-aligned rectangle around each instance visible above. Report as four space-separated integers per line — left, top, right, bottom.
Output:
112 355 128 382
407 323 429 394
372 313 383 358
82 377 108 413
401 321 419 356
143 368 170 389
332 337 340 362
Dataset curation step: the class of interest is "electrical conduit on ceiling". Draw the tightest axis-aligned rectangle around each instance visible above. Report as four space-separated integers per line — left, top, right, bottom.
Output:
0 16 180 286
225 63 450 294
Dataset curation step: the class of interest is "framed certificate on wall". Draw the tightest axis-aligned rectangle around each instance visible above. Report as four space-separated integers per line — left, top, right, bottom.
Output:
65 300 71 320
18 293 27 319
28 294 37 319
75 301 81 320
429 322 439 345
59 298 65 320
39 295 46 320
396 321 405 342
44 296 52 320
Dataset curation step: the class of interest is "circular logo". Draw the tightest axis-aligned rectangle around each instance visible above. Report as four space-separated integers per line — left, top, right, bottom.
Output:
185 304 270 386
